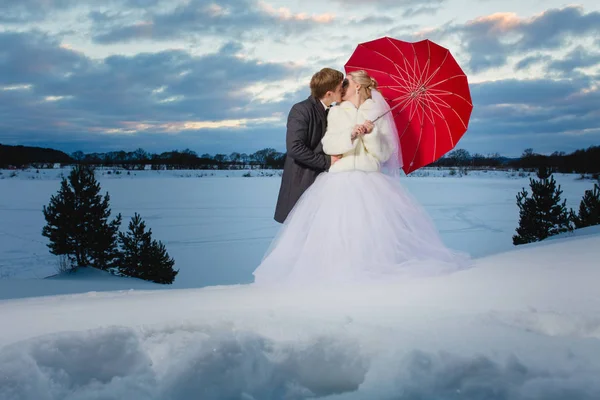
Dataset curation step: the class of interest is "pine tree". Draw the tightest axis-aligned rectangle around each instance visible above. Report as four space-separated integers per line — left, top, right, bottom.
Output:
513 167 572 245
118 213 178 284
42 178 80 267
88 191 122 270
42 165 121 270
571 183 600 228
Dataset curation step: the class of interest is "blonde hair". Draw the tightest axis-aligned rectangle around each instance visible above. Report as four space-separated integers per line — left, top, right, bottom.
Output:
347 70 378 100
310 68 344 99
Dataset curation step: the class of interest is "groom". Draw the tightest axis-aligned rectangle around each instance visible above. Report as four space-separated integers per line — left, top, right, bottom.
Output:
274 68 346 223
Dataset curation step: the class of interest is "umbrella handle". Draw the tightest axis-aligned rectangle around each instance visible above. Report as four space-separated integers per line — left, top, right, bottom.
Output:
371 100 403 123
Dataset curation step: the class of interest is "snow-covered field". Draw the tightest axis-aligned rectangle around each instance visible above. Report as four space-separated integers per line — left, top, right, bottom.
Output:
0 167 595 288
1 168 599 399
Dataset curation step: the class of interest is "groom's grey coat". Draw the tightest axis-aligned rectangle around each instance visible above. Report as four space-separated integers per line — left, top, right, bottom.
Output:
274 96 331 223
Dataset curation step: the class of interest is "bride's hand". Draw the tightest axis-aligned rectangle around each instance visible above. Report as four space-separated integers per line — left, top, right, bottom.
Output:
351 125 365 140
362 120 374 134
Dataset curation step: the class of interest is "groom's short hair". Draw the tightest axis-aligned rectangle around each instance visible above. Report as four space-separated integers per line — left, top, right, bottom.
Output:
310 68 344 99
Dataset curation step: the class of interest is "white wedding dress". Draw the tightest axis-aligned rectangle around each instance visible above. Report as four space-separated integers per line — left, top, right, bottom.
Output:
253 91 471 286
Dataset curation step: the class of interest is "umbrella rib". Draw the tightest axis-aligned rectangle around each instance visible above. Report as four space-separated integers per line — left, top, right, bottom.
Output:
427 102 438 162
423 96 443 126
451 107 468 130
368 41 416 78
408 103 426 168
417 100 434 136
386 38 420 87
390 96 418 124
410 43 424 89
442 93 472 107
423 92 453 109
391 92 413 103
391 67 414 92
424 93 457 148
421 41 432 86
420 96 445 120
355 42 417 87
384 85 414 89
381 86 410 96
381 85 412 97
407 97 421 121
430 105 455 151
345 65 399 77
421 101 449 119
416 93 437 122
386 37 419 81
425 89 464 113
402 96 419 114
428 89 473 106
427 74 467 89
389 60 415 91
398 119 411 139
417 59 430 90
420 102 436 127
422 50 450 88
386 95 417 123
345 65 412 92
401 56 419 89
427 88 457 93
425 91 469 129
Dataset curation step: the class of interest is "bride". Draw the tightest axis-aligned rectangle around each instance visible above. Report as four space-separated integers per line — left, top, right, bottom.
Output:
253 70 471 286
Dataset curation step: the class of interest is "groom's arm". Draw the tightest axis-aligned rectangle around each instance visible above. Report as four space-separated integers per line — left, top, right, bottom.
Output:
286 106 331 171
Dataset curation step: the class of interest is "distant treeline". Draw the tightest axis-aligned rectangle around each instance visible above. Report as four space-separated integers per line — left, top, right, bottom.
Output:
1 143 599 174
431 147 600 175
69 148 287 170
0 144 72 168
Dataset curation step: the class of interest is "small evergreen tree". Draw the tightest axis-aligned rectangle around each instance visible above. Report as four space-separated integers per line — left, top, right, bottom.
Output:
88 198 122 270
571 183 600 228
118 213 178 284
513 167 572 245
42 165 121 270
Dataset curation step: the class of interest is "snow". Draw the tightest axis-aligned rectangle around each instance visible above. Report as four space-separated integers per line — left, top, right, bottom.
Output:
1 167 595 284
0 267 163 300
1 168 599 399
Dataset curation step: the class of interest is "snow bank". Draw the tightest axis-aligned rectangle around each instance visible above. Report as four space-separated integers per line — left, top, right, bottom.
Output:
1 230 600 399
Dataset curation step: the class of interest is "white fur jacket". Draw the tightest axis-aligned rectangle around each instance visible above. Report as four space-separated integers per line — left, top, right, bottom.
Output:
322 99 395 173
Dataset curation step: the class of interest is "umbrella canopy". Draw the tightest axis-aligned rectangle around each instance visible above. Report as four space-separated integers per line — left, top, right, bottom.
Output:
345 37 473 174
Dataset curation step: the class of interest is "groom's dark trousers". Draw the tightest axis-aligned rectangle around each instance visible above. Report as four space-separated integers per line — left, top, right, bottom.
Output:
274 96 331 223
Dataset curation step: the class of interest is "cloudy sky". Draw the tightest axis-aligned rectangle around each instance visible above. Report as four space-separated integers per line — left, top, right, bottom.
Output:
0 0 599 157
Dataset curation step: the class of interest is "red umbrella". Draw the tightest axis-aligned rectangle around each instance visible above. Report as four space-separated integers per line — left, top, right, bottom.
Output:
344 36 473 174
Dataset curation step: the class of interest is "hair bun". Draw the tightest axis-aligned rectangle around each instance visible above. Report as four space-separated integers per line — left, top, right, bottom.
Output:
370 77 378 89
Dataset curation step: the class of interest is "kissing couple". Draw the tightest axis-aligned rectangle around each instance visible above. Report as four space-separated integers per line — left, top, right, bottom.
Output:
253 68 471 286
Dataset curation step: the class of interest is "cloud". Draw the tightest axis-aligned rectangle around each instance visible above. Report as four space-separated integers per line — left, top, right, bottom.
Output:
0 31 311 154
0 31 89 86
547 46 600 74
514 55 552 71
516 6 600 51
403 6 440 18
332 0 444 8
513 47 600 77
91 0 334 44
423 6 600 73
0 0 161 23
351 16 395 25
461 75 600 155
1 3 599 157
0 0 72 23
469 78 592 107
332 0 445 18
